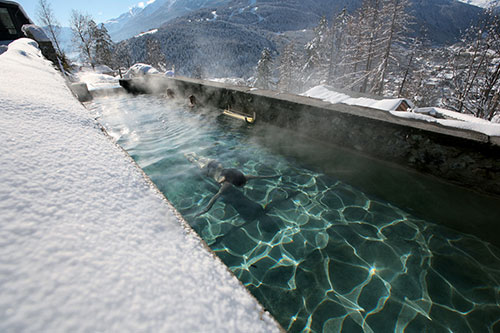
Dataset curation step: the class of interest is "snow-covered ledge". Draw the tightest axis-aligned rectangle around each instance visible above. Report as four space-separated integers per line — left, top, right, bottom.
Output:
0 38 281 332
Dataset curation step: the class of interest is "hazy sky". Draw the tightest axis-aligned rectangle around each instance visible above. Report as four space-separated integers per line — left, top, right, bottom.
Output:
17 0 153 26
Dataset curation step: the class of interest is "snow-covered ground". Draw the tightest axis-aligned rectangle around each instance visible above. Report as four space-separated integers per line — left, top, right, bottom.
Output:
302 85 412 112
303 85 500 138
458 0 499 8
0 38 280 332
135 28 159 38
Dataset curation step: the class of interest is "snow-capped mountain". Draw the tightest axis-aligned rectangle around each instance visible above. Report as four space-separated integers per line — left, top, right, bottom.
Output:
104 0 231 41
103 5 144 40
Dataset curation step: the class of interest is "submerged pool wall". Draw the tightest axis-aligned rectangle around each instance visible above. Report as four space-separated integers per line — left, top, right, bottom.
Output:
119 76 500 198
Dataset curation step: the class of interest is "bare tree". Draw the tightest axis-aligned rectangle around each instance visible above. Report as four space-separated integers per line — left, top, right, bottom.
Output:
278 42 300 93
113 42 132 69
371 0 413 95
36 0 64 58
359 0 383 93
70 10 97 69
327 8 350 87
302 16 330 88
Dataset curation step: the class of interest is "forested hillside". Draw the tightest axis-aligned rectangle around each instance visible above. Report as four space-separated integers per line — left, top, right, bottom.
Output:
100 0 498 120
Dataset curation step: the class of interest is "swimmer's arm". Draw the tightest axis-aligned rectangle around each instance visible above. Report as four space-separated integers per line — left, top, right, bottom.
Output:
196 182 232 217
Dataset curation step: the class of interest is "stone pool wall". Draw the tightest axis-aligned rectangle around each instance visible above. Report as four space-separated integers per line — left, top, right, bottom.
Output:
119 76 500 198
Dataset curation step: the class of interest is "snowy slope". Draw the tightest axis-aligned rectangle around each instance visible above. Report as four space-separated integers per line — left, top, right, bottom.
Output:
457 0 499 7
0 38 280 332
105 0 230 41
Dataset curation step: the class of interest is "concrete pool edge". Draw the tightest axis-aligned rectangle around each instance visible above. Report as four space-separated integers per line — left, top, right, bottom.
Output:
118 76 500 198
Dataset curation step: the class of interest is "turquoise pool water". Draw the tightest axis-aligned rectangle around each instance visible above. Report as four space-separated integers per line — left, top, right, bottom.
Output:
89 95 500 332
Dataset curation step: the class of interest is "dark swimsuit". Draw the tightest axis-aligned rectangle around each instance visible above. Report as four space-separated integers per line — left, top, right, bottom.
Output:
221 168 247 187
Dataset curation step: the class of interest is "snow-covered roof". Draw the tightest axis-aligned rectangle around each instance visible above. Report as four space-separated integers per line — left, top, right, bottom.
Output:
303 85 500 138
0 38 280 332
21 24 51 42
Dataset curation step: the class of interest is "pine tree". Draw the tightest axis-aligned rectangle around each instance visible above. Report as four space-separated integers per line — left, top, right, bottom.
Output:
94 23 114 68
255 48 272 89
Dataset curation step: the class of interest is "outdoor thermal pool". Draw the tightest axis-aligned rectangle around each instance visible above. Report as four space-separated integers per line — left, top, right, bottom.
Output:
88 94 500 332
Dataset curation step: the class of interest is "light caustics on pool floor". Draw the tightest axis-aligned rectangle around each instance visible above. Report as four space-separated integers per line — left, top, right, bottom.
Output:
89 95 500 332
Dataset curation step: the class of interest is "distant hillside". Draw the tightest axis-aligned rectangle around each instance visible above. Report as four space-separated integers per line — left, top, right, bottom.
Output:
114 0 487 77
119 19 275 77
108 0 485 43
411 0 486 44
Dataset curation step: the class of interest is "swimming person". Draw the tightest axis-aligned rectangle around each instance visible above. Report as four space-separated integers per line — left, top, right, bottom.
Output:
185 152 279 216
188 95 197 108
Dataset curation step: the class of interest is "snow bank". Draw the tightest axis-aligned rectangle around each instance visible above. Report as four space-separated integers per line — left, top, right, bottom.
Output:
124 63 159 78
303 85 500 138
0 38 280 332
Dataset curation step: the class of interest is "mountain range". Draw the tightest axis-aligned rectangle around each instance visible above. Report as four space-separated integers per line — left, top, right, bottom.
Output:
104 0 495 42
108 0 493 79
